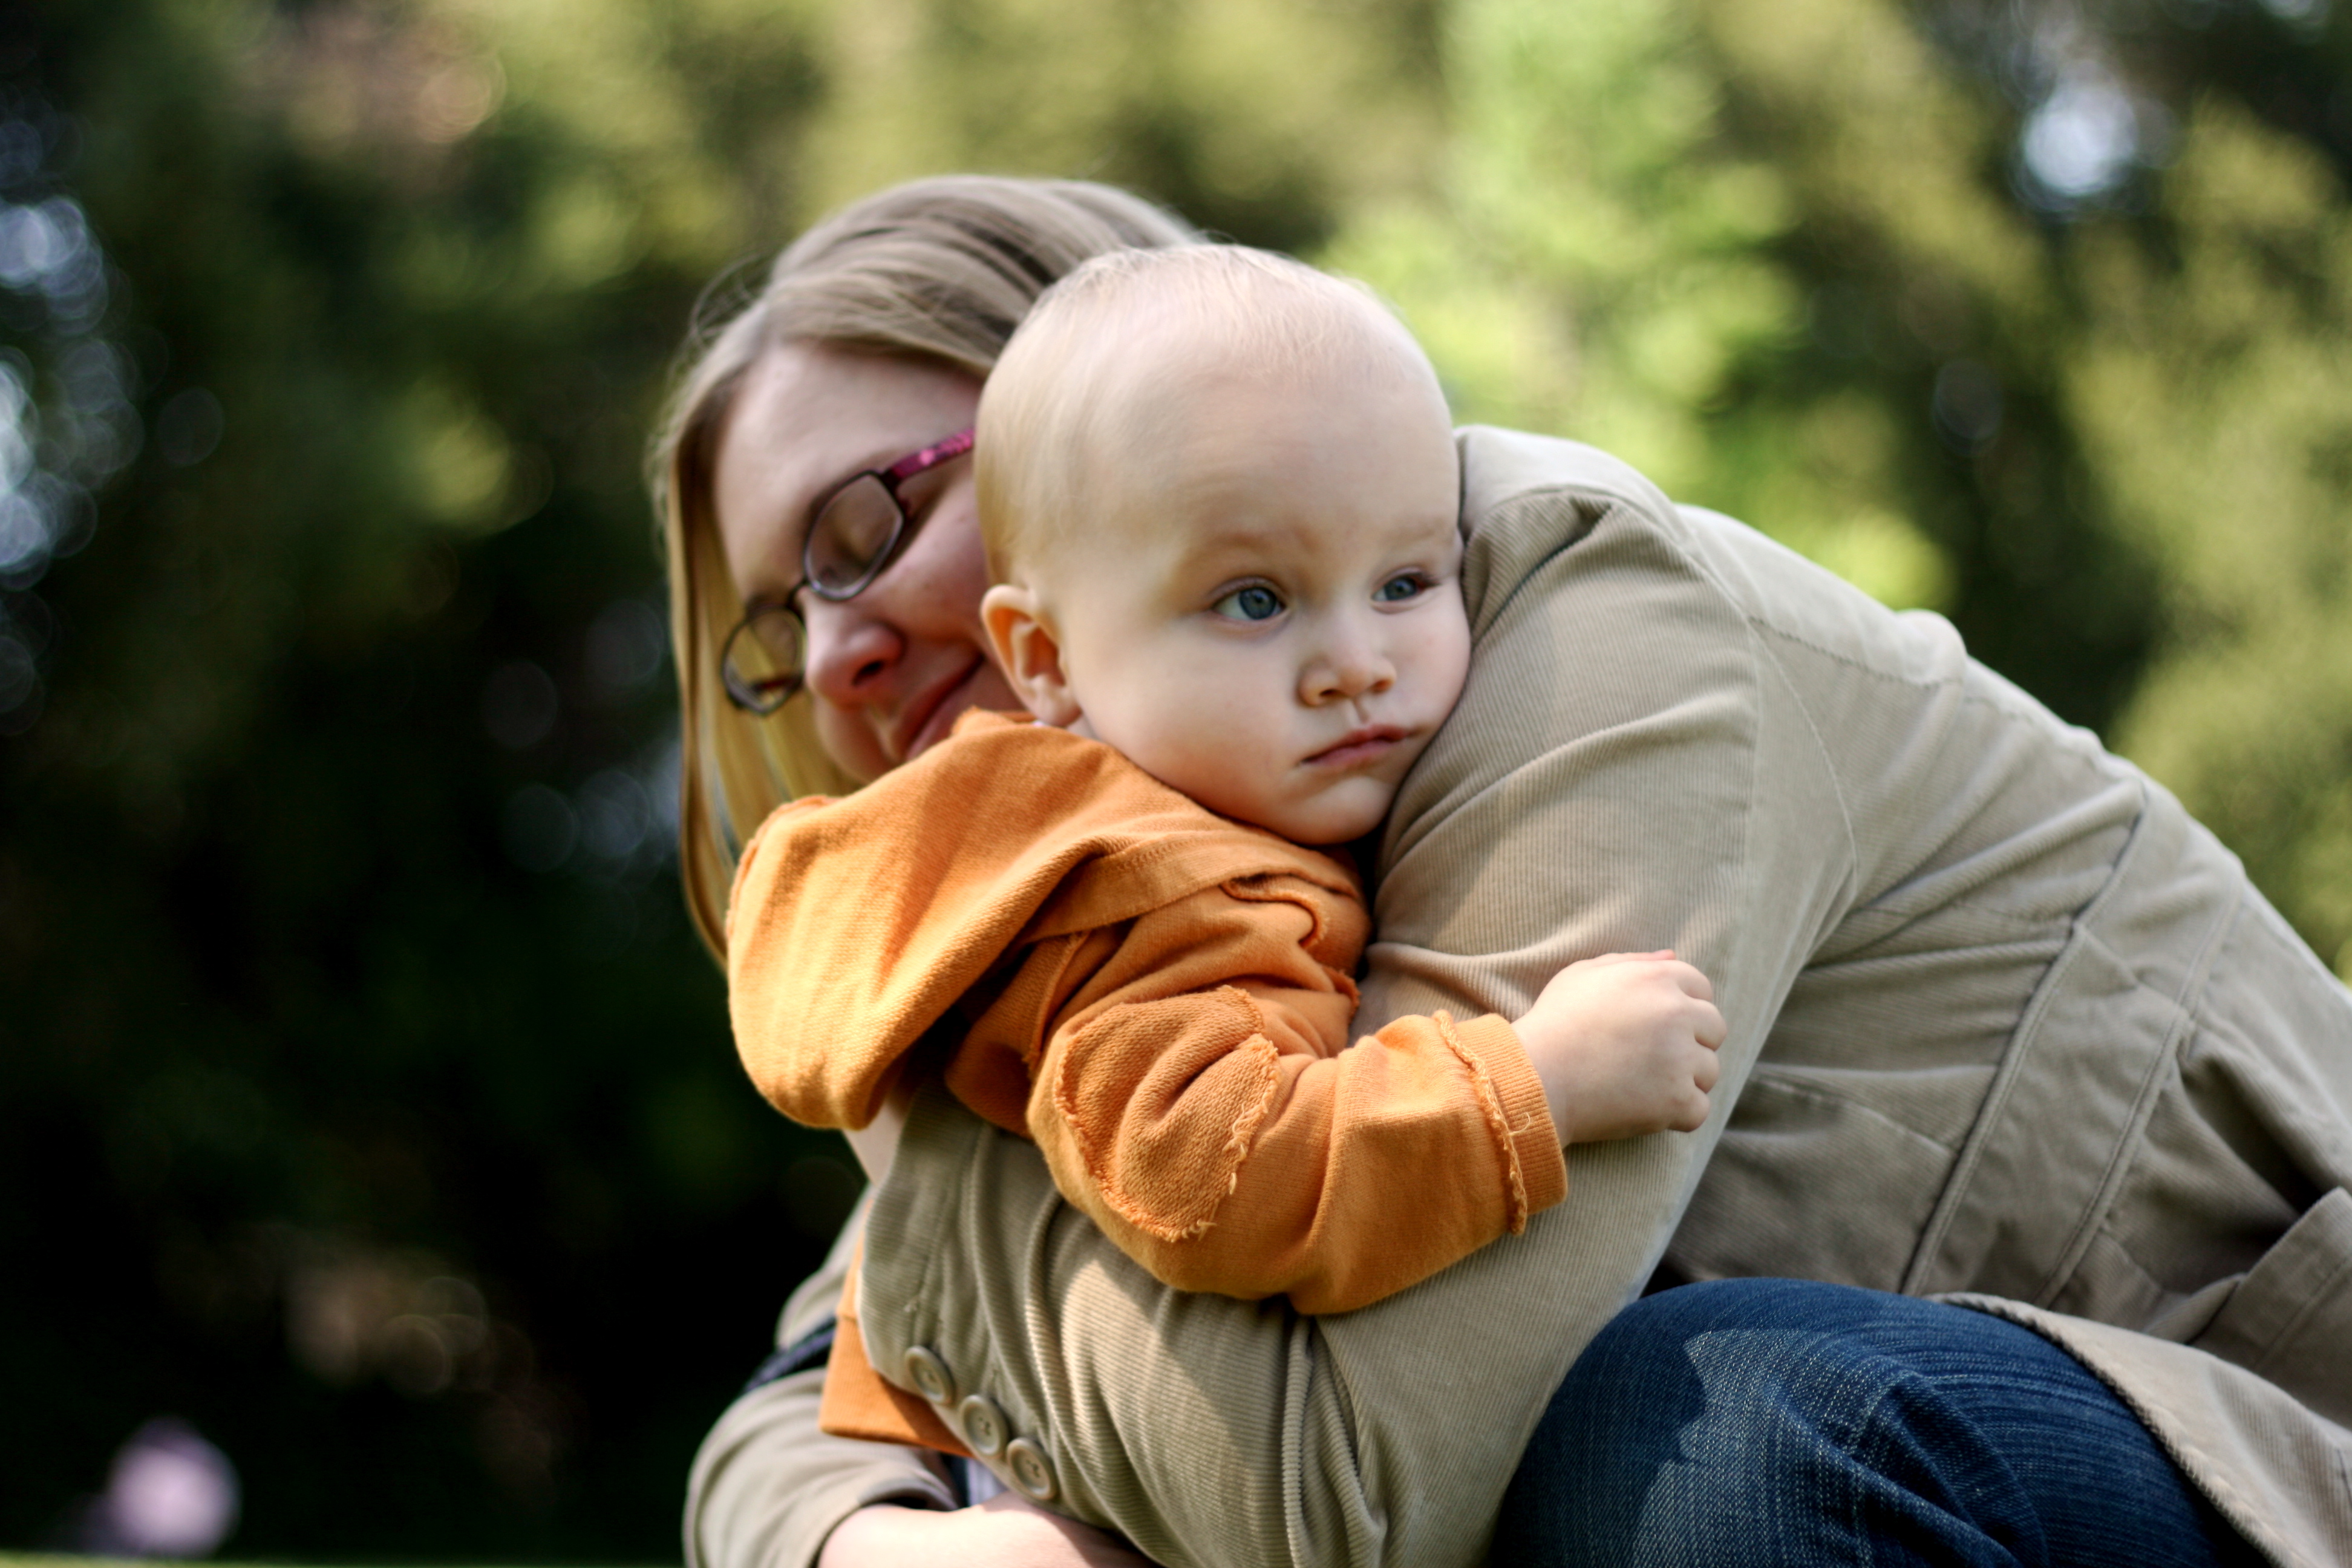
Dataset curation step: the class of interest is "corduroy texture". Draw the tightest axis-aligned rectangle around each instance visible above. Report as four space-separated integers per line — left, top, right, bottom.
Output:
689 430 2352 1568
815 1238 972 1458
727 710 1564 1324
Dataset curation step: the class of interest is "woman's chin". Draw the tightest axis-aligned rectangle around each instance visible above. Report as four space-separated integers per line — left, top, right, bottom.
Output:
809 708 894 787
814 666 1025 780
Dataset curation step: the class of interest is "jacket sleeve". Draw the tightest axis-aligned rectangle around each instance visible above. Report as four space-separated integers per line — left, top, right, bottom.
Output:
851 438 1862 1568
1021 880 1564 1315
683 1203 956 1568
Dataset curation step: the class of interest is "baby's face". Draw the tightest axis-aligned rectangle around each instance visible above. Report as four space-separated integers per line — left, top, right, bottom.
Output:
1027 358 1468 846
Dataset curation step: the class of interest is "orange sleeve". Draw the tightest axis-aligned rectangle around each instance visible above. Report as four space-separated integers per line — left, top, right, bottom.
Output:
1024 878 1567 1315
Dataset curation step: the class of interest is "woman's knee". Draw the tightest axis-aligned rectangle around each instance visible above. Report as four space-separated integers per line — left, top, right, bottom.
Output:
1494 1280 1859 1564
1492 1278 2250 1568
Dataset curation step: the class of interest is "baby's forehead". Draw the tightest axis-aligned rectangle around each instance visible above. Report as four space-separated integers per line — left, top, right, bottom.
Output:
983 250 1459 589
1086 436 1461 572
1091 328 1439 460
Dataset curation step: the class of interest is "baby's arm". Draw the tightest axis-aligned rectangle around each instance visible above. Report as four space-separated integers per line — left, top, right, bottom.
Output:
1514 950 1726 1143
1024 876 1567 1316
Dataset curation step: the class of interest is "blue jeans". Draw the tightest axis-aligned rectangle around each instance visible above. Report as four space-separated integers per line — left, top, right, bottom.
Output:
1494 1278 2261 1567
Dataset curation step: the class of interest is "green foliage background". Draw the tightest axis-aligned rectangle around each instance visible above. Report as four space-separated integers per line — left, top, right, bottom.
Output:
1 0 2345 1556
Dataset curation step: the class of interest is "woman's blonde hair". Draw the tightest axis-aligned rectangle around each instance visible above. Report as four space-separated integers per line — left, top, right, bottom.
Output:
650 175 1199 956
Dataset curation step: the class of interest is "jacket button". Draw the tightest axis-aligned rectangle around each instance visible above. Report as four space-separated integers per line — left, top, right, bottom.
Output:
1005 1437 1057 1502
901 1346 955 1405
956 1393 1008 1457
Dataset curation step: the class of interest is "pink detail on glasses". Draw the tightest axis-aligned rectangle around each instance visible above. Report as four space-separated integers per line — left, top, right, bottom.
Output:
887 426 976 482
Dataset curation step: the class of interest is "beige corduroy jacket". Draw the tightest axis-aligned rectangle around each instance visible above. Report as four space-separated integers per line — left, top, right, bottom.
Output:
687 429 2352 1568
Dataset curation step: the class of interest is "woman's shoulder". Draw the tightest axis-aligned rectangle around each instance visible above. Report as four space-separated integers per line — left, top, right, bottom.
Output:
1456 425 1682 533
1452 425 1968 684
1452 427 1710 624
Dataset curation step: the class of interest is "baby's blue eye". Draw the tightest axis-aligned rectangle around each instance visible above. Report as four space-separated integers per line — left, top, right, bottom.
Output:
1376 573 1428 603
1214 584 1285 622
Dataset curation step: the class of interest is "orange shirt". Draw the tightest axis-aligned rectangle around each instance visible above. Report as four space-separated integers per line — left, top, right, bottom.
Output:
726 712 1566 1441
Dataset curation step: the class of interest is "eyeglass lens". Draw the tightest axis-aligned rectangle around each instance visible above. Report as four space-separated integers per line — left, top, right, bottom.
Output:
805 474 903 599
724 429 970 714
722 604 808 713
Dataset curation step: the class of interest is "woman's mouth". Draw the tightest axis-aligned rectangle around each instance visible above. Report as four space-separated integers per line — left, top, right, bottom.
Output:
897 665 979 762
1305 725 1409 769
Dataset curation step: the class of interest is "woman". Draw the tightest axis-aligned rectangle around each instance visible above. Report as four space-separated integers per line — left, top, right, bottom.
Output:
663 176 2351 1567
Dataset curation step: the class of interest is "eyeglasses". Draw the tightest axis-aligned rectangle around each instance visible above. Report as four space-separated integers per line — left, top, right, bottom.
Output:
719 426 976 715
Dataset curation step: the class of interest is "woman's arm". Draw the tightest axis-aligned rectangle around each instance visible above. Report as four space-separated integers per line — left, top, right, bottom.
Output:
818 1494 1151 1568
684 1204 958 1568
850 434 1860 1568
686 1366 945 1568
687 1144 1160 1568
686 1201 1160 1568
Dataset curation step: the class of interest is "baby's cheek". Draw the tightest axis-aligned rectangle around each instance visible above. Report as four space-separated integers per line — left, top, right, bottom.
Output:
1425 609 1475 720
1114 720 1276 825
1195 757 1290 829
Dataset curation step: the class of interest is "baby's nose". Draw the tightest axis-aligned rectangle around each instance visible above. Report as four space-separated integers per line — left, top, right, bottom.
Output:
1301 641 1396 702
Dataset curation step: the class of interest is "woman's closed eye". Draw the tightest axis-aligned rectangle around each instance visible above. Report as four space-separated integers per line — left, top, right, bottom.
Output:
1212 583 1287 622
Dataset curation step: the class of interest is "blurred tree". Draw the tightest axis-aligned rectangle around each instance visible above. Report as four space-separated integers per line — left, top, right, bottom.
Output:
4 0 837 1550
0 0 1445 1555
5 0 2348 1557
2074 103 2352 975
1325 0 2155 728
1323 0 2352 946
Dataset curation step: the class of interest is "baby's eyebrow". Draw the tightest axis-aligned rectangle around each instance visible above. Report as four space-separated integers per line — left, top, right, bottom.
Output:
1158 523 1295 573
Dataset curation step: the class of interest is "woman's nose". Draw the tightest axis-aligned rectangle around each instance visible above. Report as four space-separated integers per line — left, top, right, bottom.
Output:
800 594 906 707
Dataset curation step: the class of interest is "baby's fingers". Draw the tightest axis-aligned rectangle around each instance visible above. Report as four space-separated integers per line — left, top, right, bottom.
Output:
1670 1042 1720 1131
1694 999 1728 1050
1667 1080 1714 1132
1665 960 1716 1003
1574 949 1676 972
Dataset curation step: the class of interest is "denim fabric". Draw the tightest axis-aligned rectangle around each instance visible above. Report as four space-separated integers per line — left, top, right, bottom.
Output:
738 1322 837 1399
1494 1279 2264 1567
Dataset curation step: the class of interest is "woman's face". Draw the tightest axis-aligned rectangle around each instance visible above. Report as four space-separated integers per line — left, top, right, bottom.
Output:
711 342 1021 785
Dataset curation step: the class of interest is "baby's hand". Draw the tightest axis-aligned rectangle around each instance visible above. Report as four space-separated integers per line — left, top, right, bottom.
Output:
1514 951 1725 1145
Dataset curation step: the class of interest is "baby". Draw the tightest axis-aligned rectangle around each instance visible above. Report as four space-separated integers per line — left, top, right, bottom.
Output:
725 245 1722 1451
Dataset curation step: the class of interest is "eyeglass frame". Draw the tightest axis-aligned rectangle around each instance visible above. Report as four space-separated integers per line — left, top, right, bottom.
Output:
718 425 976 715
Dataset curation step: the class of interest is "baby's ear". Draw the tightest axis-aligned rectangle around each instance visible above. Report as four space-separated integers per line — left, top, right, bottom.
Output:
980 583 1083 727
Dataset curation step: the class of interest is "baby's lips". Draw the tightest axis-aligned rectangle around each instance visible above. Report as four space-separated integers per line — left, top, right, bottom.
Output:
1304 724 1410 767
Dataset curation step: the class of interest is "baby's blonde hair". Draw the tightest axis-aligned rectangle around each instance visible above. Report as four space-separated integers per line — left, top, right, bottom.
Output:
976 246 1440 582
